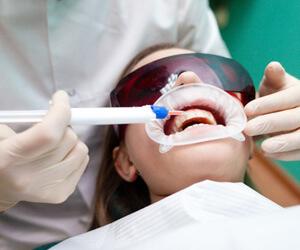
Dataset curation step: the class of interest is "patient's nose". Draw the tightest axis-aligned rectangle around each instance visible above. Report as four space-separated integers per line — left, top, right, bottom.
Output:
174 71 203 88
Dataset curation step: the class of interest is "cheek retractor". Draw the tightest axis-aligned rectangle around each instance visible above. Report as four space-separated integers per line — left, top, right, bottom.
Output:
145 83 247 153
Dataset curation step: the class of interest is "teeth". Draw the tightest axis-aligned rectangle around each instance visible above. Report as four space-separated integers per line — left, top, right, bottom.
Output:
172 109 217 133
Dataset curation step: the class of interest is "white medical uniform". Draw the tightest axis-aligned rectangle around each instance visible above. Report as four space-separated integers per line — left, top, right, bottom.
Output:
0 0 229 249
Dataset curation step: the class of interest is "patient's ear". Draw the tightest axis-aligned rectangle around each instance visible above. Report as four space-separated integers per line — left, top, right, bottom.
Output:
113 146 138 182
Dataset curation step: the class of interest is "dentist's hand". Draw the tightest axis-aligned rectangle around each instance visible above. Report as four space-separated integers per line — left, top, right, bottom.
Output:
0 91 89 212
244 62 300 161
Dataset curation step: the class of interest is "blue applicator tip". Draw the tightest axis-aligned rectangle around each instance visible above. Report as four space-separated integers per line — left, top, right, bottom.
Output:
151 105 169 119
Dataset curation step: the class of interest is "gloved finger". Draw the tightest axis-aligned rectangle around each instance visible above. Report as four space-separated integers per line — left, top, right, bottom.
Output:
258 62 287 96
42 90 71 133
23 155 89 204
261 128 300 153
0 124 16 139
262 149 300 161
45 127 79 163
244 106 300 136
26 127 79 167
42 140 89 183
0 129 79 194
244 85 300 117
22 140 89 203
6 90 71 157
50 154 89 204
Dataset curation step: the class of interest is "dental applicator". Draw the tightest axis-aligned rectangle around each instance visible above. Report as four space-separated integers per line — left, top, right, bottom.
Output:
0 105 183 125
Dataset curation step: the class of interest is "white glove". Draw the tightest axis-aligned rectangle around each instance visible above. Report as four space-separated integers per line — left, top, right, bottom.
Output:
0 91 89 211
244 62 300 161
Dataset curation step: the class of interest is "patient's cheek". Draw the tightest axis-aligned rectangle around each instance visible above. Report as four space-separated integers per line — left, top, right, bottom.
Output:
125 124 156 156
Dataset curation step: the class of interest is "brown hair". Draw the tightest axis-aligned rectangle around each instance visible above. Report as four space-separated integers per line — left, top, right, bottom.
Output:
90 43 178 229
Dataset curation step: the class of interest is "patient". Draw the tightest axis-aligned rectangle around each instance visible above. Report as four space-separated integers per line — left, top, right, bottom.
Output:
90 43 259 228
51 44 300 249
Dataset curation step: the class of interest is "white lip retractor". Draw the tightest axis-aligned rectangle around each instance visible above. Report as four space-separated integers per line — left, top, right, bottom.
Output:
145 83 247 153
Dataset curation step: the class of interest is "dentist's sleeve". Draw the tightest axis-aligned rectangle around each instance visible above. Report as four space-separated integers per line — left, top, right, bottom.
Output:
177 0 230 57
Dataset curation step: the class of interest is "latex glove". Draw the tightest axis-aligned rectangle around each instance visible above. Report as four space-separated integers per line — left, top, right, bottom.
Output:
0 91 89 211
244 62 300 161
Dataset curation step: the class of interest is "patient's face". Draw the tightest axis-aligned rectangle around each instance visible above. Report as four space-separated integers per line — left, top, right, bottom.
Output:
122 48 252 203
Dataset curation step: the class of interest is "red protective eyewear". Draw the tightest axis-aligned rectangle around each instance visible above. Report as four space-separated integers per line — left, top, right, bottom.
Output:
110 53 255 137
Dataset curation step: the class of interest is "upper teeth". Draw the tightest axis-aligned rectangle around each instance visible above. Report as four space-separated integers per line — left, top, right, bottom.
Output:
172 109 217 133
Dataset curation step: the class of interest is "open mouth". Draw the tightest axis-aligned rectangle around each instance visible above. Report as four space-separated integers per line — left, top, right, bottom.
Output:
164 105 226 135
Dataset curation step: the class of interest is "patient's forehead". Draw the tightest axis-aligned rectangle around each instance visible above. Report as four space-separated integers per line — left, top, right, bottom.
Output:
131 48 194 73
